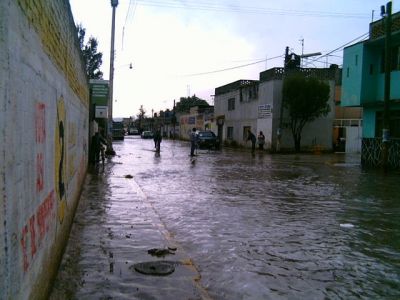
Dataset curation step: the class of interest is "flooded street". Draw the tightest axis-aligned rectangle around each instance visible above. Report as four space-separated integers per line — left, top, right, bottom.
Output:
51 136 400 299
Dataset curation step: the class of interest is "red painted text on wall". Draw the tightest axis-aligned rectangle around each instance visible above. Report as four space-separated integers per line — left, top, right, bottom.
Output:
20 191 55 272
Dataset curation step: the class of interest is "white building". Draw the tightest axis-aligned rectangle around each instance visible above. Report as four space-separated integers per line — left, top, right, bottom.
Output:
214 67 339 152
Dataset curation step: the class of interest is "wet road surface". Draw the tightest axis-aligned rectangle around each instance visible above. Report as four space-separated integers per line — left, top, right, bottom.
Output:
50 136 400 299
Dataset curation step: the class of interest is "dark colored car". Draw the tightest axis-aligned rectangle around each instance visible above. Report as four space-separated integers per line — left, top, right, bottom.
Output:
197 131 220 149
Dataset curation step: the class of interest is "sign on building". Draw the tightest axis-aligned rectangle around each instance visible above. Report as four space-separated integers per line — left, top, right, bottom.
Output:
188 116 195 124
90 79 109 106
95 106 108 118
258 104 272 118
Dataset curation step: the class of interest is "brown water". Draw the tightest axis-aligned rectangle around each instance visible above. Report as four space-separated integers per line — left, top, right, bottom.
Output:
50 136 400 299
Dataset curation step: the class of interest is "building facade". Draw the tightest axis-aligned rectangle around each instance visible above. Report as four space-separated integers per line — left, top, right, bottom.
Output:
215 68 338 152
179 106 216 140
341 10 400 167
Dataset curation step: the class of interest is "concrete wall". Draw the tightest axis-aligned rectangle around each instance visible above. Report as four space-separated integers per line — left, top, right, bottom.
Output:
0 1 89 299
258 80 282 150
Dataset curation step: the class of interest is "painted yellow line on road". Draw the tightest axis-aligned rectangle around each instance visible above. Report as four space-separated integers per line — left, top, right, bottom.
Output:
127 177 212 300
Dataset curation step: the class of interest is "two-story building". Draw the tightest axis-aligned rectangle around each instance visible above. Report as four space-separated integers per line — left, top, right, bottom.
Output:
215 67 339 152
214 80 260 147
341 10 400 167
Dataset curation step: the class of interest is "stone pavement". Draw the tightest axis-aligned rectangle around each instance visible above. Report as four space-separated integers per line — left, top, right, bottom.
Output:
49 156 211 300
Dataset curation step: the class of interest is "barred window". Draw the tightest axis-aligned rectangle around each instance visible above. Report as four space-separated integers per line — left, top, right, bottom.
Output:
227 127 234 139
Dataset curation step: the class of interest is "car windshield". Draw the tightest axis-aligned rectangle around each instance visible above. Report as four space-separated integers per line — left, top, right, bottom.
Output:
198 132 214 137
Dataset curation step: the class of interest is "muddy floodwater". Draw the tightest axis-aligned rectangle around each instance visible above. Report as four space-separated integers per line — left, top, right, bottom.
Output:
51 136 400 299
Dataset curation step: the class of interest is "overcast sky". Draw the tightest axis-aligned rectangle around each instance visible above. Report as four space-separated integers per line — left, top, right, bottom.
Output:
69 0 399 118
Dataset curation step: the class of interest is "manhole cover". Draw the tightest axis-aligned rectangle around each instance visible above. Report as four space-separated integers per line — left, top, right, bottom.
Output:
132 261 175 276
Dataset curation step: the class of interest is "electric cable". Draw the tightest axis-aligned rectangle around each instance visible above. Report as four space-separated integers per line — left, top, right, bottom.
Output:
303 32 369 67
183 55 284 77
135 0 369 19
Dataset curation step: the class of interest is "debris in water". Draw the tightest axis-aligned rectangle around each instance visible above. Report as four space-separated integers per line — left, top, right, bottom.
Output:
147 248 175 257
340 223 355 228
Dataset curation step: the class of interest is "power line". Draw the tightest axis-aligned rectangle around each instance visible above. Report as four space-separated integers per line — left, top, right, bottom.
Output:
135 0 370 19
122 0 138 50
303 32 369 67
183 55 284 77
124 0 134 27
183 31 369 77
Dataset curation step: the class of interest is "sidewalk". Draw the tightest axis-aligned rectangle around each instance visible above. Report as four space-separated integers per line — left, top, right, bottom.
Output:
50 159 210 299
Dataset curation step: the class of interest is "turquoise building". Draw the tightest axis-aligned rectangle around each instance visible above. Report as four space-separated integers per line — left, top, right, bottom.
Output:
342 10 400 168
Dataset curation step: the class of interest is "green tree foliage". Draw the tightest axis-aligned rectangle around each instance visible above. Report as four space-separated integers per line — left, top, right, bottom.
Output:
174 95 209 113
77 24 103 79
282 75 331 152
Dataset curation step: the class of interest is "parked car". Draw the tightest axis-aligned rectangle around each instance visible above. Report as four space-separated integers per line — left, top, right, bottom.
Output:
141 131 154 139
197 131 220 149
128 128 139 135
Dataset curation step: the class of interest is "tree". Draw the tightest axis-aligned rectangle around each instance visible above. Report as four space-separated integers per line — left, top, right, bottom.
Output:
77 24 103 79
282 75 331 152
174 95 209 113
136 105 146 131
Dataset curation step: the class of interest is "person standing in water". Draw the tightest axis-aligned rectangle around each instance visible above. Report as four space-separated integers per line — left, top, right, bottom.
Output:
190 128 198 157
247 130 256 153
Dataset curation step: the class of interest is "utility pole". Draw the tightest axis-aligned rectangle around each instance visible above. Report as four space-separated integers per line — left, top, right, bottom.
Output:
106 0 118 155
299 38 304 67
172 99 176 140
382 1 392 171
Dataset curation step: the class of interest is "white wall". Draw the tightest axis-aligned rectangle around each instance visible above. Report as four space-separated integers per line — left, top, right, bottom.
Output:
216 77 335 151
214 87 259 146
0 1 89 299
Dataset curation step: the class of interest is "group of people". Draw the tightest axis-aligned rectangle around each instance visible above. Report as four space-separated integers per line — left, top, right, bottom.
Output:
247 130 265 152
153 127 265 156
91 126 266 164
153 127 198 157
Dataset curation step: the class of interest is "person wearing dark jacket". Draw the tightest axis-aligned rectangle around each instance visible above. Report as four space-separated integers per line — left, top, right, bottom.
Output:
257 131 265 150
247 131 256 152
153 129 162 152
91 131 107 163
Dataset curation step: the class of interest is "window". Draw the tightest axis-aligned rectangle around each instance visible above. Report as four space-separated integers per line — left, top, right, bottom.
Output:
346 67 350 78
355 54 358 66
228 98 235 111
375 111 400 138
369 64 374 75
227 127 234 139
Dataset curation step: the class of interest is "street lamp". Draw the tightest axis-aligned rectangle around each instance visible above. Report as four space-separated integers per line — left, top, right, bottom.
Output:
106 0 119 155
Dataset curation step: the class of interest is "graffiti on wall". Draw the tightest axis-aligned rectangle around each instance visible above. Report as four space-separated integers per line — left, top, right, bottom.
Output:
20 191 55 272
67 122 77 181
55 97 67 223
35 103 46 193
